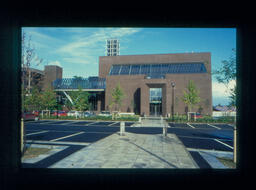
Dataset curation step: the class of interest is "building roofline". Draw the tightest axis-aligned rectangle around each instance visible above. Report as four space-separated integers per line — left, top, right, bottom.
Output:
99 52 211 58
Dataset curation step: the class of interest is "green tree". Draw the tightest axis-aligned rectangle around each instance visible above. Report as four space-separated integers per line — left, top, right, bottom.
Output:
181 80 201 112
23 86 42 111
110 83 125 112
73 87 90 111
213 48 236 106
41 87 57 111
229 85 237 107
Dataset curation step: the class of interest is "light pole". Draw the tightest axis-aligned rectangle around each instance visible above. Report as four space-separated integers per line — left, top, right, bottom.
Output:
171 82 175 122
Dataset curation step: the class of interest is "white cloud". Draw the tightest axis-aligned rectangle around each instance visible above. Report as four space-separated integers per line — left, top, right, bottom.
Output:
212 80 236 98
56 28 141 65
49 60 61 67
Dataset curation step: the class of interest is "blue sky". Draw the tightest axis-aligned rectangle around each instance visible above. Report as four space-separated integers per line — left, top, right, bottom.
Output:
22 27 236 106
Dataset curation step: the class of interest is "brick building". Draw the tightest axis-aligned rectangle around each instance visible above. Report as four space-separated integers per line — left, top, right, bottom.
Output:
22 65 63 93
99 52 212 116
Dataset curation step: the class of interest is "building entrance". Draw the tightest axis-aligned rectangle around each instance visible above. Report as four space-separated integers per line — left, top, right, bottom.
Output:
149 88 162 116
149 103 162 116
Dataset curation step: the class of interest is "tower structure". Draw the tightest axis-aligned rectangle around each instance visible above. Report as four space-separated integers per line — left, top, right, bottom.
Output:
106 39 120 56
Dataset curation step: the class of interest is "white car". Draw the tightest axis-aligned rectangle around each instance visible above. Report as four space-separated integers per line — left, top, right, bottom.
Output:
98 111 112 117
67 111 76 117
67 111 83 117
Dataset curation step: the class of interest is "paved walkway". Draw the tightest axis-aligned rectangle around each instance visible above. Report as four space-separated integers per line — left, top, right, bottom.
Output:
49 132 198 168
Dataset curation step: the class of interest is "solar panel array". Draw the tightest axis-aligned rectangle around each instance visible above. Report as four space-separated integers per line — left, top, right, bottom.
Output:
109 62 207 77
53 77 106 89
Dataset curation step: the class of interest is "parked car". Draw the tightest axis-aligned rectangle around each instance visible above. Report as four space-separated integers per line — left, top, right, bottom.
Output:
191 113 203 118
22 112 39 121
67 111 76 117
83 111 94 117
51 110 58 116
98 111 111 117
67 111 84 117
52 111 67 117
58 111 67 117
32 110 40 116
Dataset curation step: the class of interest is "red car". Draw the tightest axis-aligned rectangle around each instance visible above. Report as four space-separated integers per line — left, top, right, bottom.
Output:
58 111 67 117
33 111 40 116
193 113 203 118
22 112 39 121
52 111 67 117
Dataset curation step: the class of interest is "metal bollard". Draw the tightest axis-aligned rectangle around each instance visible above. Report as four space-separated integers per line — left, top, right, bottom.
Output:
163 123 167 137
120 121 125 136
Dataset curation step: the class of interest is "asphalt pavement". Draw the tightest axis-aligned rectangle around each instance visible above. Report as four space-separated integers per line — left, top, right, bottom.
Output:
22 119 234 168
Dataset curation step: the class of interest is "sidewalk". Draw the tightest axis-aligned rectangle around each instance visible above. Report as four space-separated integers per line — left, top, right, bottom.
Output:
49 132 198 168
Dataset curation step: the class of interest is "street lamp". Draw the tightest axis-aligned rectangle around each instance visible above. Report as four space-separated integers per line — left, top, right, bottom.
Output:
171 82 175 122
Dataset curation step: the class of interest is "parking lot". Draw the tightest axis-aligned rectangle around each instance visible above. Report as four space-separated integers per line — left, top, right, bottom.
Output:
23 120 234 168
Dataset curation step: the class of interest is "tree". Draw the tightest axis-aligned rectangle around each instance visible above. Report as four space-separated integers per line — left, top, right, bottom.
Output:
41 87 57 111
228 85 237 107
213 48 236 106
22 31 44 94
110 83 125 112
73 88 90 111
181 80 201 112
24 86 43 111
21 31 44 117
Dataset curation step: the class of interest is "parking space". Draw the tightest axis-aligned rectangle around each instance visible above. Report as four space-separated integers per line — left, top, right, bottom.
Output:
169 122 234 130
212 124 234 130
26 130 77 141
179 136 233 151
87 121 115 126
70 121 94 125
189 123 218 129
169 123 191 128
56 132 114 143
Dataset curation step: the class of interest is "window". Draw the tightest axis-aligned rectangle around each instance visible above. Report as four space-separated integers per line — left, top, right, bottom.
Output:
109 65 121 75
108 63 207 75
130 65 140 75
119 65 130 75
140 65 150 75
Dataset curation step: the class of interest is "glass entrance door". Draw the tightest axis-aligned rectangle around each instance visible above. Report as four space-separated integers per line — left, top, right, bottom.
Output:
149 88 162 116
150 102 162 116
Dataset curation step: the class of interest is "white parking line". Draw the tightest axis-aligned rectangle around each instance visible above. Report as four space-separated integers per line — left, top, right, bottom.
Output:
186 123 195 128
26 140 90 146
50 131 85 142
39 121 59 125
214 139 233 150
207 124 221 130
59 121 80 125
85 121 99 126
108 122 119 126
26 131 49 136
